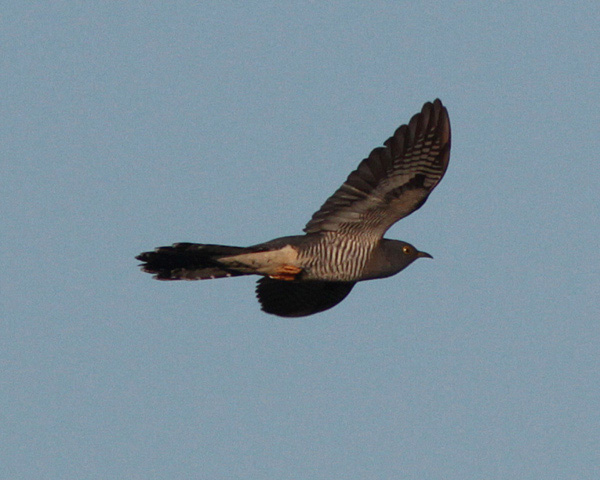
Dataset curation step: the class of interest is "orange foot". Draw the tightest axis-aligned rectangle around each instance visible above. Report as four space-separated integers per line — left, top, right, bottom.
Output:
269 264 302 281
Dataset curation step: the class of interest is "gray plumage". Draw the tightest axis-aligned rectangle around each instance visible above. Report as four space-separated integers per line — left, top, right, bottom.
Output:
137 99 451 317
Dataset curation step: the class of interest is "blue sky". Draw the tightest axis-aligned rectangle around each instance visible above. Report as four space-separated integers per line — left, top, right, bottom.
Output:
2 2 599 479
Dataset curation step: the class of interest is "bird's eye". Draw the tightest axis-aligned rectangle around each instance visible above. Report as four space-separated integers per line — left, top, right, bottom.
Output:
402 246 412 255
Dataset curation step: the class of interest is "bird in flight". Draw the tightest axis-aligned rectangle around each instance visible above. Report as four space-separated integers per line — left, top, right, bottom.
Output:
137 99 451 317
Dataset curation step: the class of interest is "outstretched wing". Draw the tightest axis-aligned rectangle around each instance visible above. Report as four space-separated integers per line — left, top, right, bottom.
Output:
304 99 450 238
256 278 356 317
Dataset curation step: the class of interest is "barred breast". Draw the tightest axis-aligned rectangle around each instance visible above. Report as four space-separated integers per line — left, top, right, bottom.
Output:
297 233 378 282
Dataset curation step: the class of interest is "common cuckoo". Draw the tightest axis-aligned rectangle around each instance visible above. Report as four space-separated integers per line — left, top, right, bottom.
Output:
137 99 451 317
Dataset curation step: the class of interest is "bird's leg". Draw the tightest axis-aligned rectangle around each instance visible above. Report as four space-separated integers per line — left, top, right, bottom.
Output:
269 264 302 281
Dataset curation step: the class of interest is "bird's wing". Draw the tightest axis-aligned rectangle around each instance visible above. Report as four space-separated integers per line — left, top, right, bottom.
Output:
304 99 450 238
256 278 356 317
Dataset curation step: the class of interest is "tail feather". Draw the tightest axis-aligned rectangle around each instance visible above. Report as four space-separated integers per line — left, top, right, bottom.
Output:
136 242 252 280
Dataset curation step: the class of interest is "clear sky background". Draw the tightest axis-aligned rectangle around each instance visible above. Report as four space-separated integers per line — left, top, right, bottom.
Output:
2 2 599 479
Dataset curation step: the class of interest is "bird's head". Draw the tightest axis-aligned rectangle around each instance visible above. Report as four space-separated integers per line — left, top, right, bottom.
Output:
397 241 433 261
364 239 433 280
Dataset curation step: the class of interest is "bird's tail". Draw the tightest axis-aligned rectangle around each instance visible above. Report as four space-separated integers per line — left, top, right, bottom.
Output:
136 242 254 280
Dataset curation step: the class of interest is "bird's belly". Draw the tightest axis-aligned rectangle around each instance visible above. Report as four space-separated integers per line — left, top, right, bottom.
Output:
298 240 375 282
220 245 301 276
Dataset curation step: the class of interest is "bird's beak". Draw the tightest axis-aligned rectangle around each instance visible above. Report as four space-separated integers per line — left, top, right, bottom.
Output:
417 250 433 259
